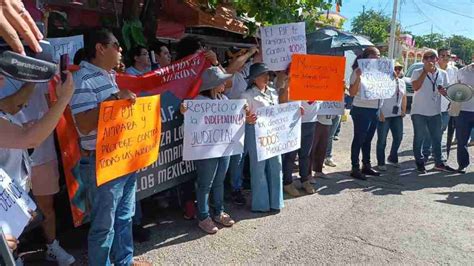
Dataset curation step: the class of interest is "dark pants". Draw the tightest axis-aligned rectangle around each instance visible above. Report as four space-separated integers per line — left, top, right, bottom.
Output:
376 116 403 165
411 114 443 166
456 111 474 169
311 122 331 173
282 122 316 185
350 106 378 169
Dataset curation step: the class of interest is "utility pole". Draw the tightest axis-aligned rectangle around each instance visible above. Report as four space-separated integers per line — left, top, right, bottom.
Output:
388 0 399 59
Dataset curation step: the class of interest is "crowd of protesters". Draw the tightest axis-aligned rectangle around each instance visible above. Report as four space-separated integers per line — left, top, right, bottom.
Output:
0 2 473 265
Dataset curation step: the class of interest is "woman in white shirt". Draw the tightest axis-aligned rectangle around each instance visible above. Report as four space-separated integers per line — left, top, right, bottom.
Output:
241 63 284 212
348 47 382 180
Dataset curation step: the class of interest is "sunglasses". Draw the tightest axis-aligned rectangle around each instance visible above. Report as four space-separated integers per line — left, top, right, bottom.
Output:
423 54 437 60
395 67 403 71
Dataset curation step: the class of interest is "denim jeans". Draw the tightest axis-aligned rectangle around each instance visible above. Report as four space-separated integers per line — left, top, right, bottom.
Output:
456 111 474 169
132 202 142 225
376 116 403 165
350 106 378 168
228 153 245 192
326 115 342 159
411 114 443 166
282 122 316 185
194 156 230 221
422 111 449 158
79 153 136 266
245 124 284 212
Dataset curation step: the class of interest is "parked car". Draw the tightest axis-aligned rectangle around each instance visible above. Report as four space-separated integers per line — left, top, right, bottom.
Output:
403 62 423 111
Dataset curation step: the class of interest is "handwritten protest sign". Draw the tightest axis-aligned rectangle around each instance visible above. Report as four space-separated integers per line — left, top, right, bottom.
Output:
289 54 346 101
358 59 396 100
183 100 246 160
261 22 306 71
47 35 84 63
255 102 301 161
317 101 345 115
0 169 36 238
96 95 161 186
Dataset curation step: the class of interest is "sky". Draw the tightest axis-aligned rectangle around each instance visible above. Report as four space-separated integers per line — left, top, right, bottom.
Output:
338 0 474 39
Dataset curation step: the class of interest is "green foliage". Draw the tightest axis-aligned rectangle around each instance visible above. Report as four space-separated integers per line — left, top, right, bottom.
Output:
121 19 147 52
351 9 391 44
413 33 447 49
413 33 474 64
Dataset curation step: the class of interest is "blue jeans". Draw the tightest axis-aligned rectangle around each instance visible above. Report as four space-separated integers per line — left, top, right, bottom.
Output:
470 128 474 142
245 124 284 212
456 111 474 169
132 202 142 225
376 116 403 165
422 111 449 158
228 153 245 192
194 156 230 221
326 115 342 159
79 153 136 266
282 122 316 185
350 106 378 169
411 114 443 166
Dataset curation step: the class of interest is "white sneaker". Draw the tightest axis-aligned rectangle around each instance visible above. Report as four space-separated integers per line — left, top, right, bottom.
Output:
46 240 75 266
324 158 337 167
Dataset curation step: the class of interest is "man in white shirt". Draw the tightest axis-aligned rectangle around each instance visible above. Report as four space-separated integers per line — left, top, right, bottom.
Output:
410 49 456 173
455 63 474 173
423 48 458 160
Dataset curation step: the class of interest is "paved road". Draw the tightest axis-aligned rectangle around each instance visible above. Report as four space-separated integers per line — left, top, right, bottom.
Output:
28 115 474 265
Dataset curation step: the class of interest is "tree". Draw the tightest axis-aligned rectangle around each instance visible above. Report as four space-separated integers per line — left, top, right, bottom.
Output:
351 9 391 44
413 33 447 50
413 34 474 64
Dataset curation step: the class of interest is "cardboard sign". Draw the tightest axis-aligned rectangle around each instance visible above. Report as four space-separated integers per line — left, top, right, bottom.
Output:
317 101 345 115
261 22 306 71
358 59 396 100
289 54 346 101
47 35 84 63
96 95 162 186
183 99 246 160
0 169 36 238
255 102 302 161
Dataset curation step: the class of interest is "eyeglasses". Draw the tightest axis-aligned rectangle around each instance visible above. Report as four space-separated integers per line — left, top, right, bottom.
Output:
423 54 437 60
103 41 121 51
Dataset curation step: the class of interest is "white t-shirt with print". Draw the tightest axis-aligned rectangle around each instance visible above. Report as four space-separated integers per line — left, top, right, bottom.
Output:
350 69 379 109
410 68 449 116
301 101 319 123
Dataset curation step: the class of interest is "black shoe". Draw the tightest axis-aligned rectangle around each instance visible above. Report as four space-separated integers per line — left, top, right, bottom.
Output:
133 224 151 243
457 167 467 174
416 163 426 174
350 169 367 180
361 166 381 176
231 190 246 206
434 163 456 172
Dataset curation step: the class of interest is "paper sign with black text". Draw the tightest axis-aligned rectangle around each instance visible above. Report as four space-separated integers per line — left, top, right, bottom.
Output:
255 102 302 161
183 99 246 160
358 59 397 100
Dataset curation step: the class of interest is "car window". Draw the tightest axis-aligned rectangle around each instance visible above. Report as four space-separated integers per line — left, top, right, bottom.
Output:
406 64 423 77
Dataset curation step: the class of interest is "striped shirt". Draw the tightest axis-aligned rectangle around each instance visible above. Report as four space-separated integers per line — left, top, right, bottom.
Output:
71 61 119 150
125 66 150 76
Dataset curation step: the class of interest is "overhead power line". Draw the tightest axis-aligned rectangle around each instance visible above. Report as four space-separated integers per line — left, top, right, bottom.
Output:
422 0 474 20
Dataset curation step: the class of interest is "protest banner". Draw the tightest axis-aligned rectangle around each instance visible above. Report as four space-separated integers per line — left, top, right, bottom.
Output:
56 52 208 226
47 35 84 63
254 102 302 161
317 101 345 115
289 54 346 101
358 59 397 100
183 100 246 161
0 169 36 238
96 95 162 186
261 22 306 71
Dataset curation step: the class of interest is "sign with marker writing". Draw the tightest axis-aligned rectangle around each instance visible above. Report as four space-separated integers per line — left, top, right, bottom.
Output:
261 22 306 71
358 59 396 100
96 95 162 186
47 35 84 63
289 54 346 101
0 169 36 238
183 99 246 161
317 101 345 115
255 102 302 161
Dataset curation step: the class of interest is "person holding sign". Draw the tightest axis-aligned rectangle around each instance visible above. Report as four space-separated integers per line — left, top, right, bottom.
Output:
410 49 456 174
181 66 237 234
348 47 382 180
241 63 284 212
70 29 151 266
375 64 407 171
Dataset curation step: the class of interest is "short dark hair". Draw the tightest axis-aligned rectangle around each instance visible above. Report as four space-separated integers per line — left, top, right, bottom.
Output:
73 48 85 65
129 45 147 64
438 48 451 54
176 36 204 60
83 28 114 60
151 41 168 54
352 46 379 70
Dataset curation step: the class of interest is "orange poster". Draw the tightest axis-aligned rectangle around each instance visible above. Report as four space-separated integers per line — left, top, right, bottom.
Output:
95 95 161 186
289 54 346 101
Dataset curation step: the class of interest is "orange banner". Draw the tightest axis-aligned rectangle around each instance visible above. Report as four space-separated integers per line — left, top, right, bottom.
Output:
289 54 346 101
95 95 162 186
